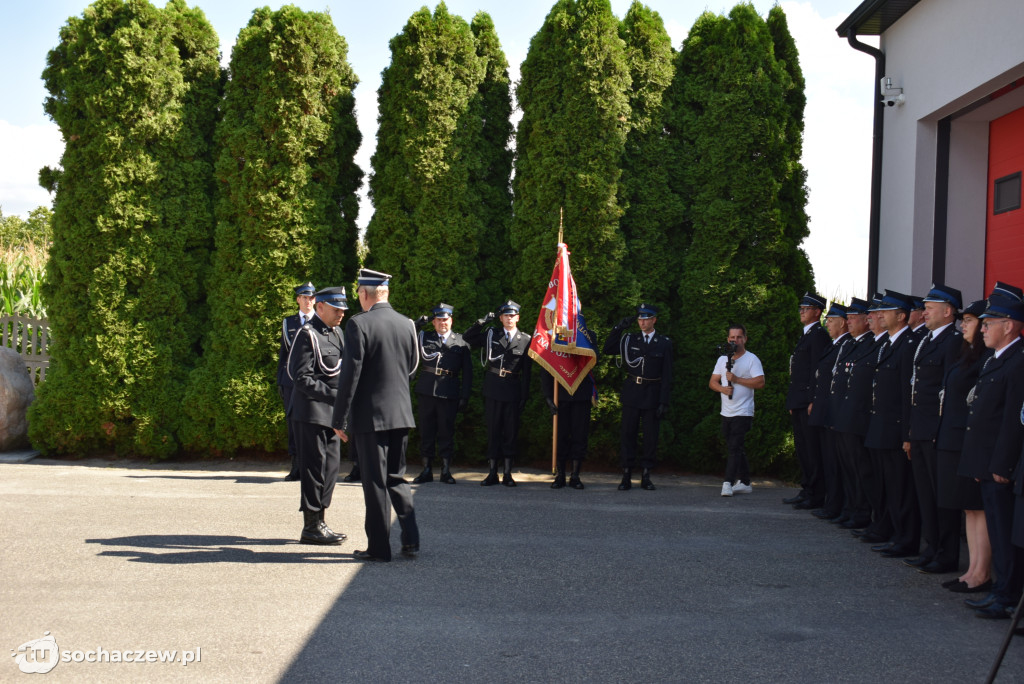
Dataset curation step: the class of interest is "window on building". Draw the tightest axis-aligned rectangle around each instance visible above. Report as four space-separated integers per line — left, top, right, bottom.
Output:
994 171 1021 215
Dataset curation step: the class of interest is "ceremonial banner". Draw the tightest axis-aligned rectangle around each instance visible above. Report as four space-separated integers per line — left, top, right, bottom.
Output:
528 242 596 395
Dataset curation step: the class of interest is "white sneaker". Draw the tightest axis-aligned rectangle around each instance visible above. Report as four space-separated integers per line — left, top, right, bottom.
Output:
732 481 753 494
720 481 733 497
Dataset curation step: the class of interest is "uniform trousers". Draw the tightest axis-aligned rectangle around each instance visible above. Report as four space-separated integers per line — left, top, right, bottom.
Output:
817 427 843 515
417 395 458 465
555 401 591 466
911 439 960 566
867 447 894 536
620 405 660 470
721 416 752 485
791 408 823 501
279 384 298 458
981 480 1024 603
836 432 869 523
297 422 340 513
881 447 920 551
355 428 419 562
484 398 521 462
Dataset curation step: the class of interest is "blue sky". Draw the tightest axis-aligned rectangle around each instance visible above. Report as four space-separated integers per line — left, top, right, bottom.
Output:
0 0 874 297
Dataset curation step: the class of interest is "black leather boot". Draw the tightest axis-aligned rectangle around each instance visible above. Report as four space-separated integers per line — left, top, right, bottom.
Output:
481 460 499 486
284 452 300 481
440 458 456 484
618 468 632 491
641 468 656 491
342 463 361 483
301 511 342 545
317 509 346 542
568 460 584 489
551 466 566 489
502 458 517 487
412 462 433 484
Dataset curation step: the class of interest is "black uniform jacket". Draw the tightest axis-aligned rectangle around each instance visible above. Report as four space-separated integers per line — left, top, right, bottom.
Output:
276 313 305 391
809 333 851 428
463 320 532 403
864 327 915 450
959 339 1024 481
786 322 831 410
414 330 473 400
287 314 343 427
935 350 988 452
602 330 673 410
830 332 879 435
905 324 962 441
331 302 418 435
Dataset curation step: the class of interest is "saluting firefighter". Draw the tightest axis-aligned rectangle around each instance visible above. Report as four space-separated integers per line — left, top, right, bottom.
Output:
411 303 473 484
603 303 674 491
464 300 533 487
287 286 349 545
277 281 315 481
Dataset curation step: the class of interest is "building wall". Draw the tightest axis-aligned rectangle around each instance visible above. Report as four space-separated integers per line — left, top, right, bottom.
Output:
874 0 1024 298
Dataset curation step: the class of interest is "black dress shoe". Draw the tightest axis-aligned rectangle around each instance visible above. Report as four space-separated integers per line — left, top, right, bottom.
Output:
439 470 456 484
840 519 863 529
813 509 839 519
919 561 957 574
950 580 993 594
903 556 933 569
480 471 499 486
860 533 889 544
284 471 300 482
568 475 585 490
412 468 433 484
964 593 997 609
794 500 822 510
945 581 969 592
400 544 419 558
342 466 361 483
828 516 850 525
640 474 656 491
618 475 632 491
871 542 895 552
975 601 1014 619
353 550 388 562
551 473 566 489
880 547 916 558
782 493 808 505
502 473 517 487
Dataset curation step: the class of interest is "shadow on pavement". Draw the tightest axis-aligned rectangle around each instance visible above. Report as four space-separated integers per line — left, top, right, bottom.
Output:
84 534 354 565
126 474 284 485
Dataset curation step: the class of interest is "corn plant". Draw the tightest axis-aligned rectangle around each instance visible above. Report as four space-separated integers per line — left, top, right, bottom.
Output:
0 243 48 318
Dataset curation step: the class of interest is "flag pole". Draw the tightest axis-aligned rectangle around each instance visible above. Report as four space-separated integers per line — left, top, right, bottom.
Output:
552 207 564 475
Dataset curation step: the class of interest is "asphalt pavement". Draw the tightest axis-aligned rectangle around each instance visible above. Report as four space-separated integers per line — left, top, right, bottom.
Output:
2 458 1022 683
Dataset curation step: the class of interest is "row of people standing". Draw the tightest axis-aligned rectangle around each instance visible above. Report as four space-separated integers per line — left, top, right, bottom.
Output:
785 283 1024 619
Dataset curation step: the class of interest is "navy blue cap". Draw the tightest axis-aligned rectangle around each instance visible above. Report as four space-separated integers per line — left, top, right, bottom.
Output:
637 302 658 319
990 281 1023 304
981 298 1024 322
847 297 870 315
923 284 962 310
799 292 826 309
961 300 986 318
825 303 847 318
497 300 520 315
869 293 884 310
357 269 391 287
875 289 913 312
911 297 925 311
294 281 315 296
432 303 453 319
315 286 348 309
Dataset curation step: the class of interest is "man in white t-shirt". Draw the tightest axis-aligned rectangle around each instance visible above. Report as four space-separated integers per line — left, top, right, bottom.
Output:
709 324 765 497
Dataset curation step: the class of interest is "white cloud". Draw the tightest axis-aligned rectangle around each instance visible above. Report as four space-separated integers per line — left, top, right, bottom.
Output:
0 119 62 219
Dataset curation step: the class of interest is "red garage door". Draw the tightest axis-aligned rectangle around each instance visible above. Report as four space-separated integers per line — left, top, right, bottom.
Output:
985 106 1024 294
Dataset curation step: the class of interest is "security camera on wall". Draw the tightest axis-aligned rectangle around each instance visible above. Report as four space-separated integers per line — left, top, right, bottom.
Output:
880 76 905 107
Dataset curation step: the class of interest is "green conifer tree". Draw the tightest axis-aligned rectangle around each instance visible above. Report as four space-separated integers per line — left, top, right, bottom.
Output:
181 5 361 453
671 5 801 472
365 3 488 317
30 0 222 457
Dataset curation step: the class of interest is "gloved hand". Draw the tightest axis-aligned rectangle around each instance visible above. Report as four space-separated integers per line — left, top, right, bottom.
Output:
415 314 431 327
656 403 668 419
458 398 468 413
545 397 558 415
483 311 496 324
615 316 633 331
